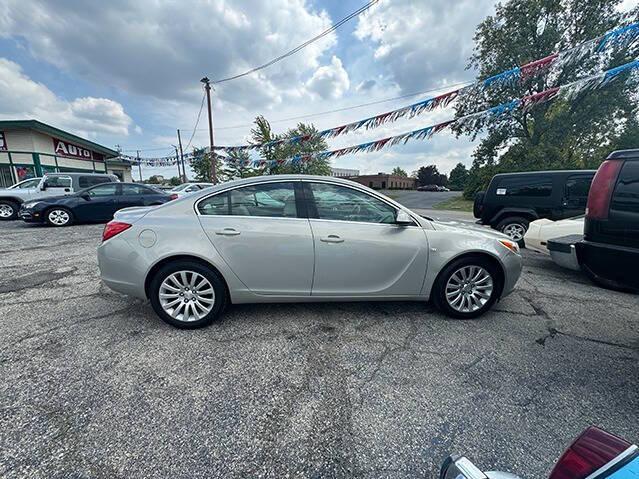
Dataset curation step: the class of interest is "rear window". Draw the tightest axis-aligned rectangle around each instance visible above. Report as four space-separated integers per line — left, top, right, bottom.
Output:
611 161 639 213
79 176 111 188
496 176 552 197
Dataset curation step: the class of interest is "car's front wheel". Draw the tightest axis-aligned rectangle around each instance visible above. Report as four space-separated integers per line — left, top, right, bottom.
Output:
432 256 502 319
46 207 74 227
0 200 19 220
496 216 529 245
149 261 227 329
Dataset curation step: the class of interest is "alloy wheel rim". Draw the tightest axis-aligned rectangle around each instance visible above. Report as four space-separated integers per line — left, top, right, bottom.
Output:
0 204 13 218
445 265 494 313
49 209 70 225
159 271 215 322
503 223 525 241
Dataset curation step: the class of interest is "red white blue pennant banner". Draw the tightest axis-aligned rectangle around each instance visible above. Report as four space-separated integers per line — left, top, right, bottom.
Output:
215 21 638 154
223 58 639 168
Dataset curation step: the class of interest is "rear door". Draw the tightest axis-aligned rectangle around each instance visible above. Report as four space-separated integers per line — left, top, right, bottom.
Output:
74 183 120 221
119 184 160 209
196 181 315 295
559 174 593 219
304 181 428 297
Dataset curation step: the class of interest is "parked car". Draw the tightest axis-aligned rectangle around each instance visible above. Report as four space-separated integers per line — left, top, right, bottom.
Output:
437 186 450 192
417 184 440 191
473 169 596 243
169 182 215 198
0 172 117 221
441 426 638 479
19 182 172 226
98 175 523 328
548 149 639 292
523 216 584 253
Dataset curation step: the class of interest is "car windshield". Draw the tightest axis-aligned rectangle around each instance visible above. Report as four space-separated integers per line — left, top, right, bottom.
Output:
171 184 190 192
8 178 41 189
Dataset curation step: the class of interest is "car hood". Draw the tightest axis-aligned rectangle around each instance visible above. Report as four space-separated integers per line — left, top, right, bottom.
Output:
429 220 510 240
24 194 72 204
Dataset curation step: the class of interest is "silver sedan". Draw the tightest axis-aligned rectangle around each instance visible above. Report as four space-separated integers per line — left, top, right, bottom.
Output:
98 175 523 328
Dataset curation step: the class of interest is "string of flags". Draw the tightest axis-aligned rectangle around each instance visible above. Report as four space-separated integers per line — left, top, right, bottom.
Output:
222 58 639 168
213 21 639 154
123 21 638 169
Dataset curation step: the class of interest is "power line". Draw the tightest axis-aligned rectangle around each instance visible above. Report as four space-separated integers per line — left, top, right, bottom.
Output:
182 80 472 132
212 0 379 84
183 89 207 152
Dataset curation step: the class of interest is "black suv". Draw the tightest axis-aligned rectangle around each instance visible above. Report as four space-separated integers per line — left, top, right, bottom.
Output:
549 149 639 292
473 169 596 242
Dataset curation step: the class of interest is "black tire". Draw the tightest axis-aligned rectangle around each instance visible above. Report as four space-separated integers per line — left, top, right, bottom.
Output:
432 255 503 319
473 192 485 218
495 216 529 246
149 260 227 329
0 200 19 221
45 207 74 227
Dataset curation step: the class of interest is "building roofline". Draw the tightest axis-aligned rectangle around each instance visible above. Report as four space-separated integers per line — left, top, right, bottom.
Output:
0 119 119 158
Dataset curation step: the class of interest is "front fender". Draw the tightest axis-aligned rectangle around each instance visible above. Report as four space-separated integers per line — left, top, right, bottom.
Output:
420 230 522 299
489 208 538 225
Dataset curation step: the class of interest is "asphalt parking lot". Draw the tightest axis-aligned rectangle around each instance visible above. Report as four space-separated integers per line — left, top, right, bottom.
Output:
1 218 637 479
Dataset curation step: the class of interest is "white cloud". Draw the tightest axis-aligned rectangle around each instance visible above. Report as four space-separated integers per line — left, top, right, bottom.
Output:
0 58 134 137
306 56 350 99
0 0 338 110
355 0 495 93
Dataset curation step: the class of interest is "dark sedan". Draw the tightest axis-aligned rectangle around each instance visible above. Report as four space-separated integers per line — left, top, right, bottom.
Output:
19 183 173 226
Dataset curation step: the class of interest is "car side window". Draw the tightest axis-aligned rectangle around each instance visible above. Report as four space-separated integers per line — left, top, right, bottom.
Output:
565 176 592 200
44 176 72 188
497 177 552 197
87 184 118 197
611 161 639 214
309 182 397 224
17 178 41 189
229 182 297 217
122 184 151 195
198 192 230 215
79 176 110 188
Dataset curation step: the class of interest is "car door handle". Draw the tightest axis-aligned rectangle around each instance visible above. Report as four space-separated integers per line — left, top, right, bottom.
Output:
215 228 241 236
320 234 344 243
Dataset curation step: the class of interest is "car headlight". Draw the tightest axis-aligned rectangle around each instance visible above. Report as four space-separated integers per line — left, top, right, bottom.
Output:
23 201 42 209
498 239 520 254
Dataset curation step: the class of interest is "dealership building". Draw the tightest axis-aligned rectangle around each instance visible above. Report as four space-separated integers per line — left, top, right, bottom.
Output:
349 173 416 190
0 120 133 187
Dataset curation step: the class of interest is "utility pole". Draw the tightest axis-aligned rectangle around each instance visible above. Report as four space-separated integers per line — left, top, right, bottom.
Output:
173 145 181 181
200 77 216 183
136 150 142 182
176 129 187 183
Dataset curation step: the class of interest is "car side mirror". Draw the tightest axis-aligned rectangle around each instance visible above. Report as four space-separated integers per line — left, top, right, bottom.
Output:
81 193 91 200
440 456 489 479
395 210 413 226
40 182 47 191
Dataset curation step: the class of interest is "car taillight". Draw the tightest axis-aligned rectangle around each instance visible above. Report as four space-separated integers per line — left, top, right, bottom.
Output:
549 427 632 479
102 221 132 242
586 160 622 220
169 193 178 200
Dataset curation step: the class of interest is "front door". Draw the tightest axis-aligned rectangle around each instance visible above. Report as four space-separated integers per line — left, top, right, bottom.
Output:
305 181 429 297
560 175 593 219
75 183 120 221
197 181 314 295
119 184 152 209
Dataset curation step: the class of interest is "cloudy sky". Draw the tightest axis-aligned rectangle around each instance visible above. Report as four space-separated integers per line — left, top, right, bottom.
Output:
0 0 636 179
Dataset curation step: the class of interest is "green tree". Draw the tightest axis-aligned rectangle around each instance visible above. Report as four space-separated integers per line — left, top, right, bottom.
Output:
168 176 181 186
147 175 162 184
414 165 448 186
189 147 225 182
250 116 331 176
391 166 408 177
222 149 261 180
454 0 639 198
448 163 470 191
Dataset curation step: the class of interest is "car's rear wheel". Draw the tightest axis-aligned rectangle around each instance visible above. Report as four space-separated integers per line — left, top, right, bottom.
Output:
149 261 227 329
0 200 19 220
496 216 529 245
432 256 502 319
45 207 74 227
